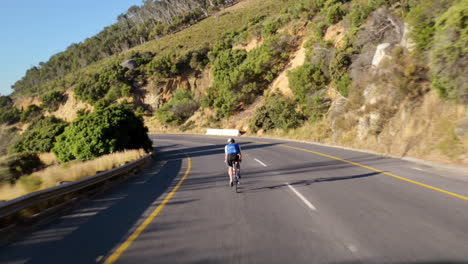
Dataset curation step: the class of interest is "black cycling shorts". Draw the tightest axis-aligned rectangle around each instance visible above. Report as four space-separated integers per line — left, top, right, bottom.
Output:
227 153 240 167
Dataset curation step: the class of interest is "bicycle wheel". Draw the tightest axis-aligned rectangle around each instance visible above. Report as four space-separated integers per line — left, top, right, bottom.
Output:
233 163 238 193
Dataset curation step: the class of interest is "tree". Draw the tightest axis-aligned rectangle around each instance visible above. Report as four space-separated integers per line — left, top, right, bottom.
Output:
53 104 152 162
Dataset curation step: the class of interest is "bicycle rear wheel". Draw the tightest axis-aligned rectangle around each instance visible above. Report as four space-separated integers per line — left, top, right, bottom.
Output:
233 163 239 193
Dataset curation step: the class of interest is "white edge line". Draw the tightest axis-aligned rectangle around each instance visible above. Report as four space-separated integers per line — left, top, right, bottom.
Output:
254 158 267 167
287 183 317 211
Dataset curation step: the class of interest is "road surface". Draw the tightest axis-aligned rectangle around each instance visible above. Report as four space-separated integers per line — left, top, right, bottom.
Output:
1 134 467 264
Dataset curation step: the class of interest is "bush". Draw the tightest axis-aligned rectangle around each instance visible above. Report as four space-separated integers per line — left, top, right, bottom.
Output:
406 0 454 54
0 125 18 156
147 54 180 78
205 35 293 118
0 152 44 184
302 94 331 121
263 17 286 35
20 105 42 123
336 74 351 97
250 95 304 133
324 3 346 24
41 91 66 111
429 0 468 103
288 63 329 102
0 96 13 108
329 48 353 83
156 89 199 125
347 3 374 28
53 104 152 162
74 61 130 104
0 96 21 125
0 108 21 125
10 117 67 153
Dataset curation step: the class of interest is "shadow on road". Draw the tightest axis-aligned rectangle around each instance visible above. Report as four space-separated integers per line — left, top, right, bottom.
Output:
0 148 193 264
248 171 382 192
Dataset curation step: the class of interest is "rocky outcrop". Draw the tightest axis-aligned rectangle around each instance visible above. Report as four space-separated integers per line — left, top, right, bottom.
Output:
120 59 138 70
371 43 392 67
141 69 212 112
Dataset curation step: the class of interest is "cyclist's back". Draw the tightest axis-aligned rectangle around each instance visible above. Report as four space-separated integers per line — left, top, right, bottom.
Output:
224 138 242 186
225 142 241 155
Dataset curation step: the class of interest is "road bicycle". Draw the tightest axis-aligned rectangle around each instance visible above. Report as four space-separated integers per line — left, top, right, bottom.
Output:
233 161 240 193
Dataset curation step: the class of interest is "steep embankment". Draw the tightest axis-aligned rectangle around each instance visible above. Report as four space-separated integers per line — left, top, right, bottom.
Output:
1 0 467 167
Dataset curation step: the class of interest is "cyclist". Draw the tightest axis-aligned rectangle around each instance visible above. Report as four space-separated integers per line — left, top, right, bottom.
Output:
225 138 242 187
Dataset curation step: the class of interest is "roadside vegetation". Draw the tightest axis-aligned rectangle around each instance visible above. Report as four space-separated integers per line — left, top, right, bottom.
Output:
0 149 146 201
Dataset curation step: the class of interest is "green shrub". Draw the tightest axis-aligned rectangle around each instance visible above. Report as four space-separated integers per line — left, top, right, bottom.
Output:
429 0 468 103
0 152 44 184
336 74 351 97
263 17 286 35
406 0 454 54
288 63 329 102
303 94 331 121
0 108 21 125
0 125 18 156
324 3 346 24
147 54 180 78
53 104 152 162
20 105 42 123
74 61 129 104
205 35 293 117
0 96 13 108
41 91 66 111
329 48 353 83
347 3 374 28
10 117 67 153
250 95 305 133
156 89 199 125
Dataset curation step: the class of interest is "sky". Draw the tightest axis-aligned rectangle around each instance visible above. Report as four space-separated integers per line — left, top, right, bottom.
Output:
0 0 143 96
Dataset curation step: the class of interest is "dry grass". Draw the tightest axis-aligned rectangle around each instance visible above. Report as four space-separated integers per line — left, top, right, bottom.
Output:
38 152 58 166
0 149 146 201
265 119 332 142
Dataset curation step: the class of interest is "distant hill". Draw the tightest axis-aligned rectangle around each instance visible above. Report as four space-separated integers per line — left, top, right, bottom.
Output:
11 0 238 97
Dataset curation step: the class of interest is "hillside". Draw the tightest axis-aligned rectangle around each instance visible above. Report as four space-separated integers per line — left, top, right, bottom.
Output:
0 0 467 172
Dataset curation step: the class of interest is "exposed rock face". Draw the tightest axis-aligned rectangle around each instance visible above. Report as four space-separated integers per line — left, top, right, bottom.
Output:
455 116 468 139
49 91 93 122
141 69 213 112
120 59 138 70
400 23 416 52
350 8 405 81
372 43 392 67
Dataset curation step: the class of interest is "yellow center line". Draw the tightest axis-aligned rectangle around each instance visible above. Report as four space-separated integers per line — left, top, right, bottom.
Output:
104 155 192 264
280 145 468 201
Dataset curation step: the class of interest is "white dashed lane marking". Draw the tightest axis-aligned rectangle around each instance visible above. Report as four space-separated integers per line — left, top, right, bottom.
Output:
287 183 317 211
254 158 267 167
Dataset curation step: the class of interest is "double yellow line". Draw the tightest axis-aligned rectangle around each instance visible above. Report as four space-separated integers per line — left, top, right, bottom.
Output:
104 155 192 264
281 145 468 201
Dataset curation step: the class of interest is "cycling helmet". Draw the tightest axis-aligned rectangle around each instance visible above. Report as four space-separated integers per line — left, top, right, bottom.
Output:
227 138 235 143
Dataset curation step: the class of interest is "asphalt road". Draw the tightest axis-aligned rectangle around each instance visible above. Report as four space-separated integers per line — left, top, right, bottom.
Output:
1 134 468 264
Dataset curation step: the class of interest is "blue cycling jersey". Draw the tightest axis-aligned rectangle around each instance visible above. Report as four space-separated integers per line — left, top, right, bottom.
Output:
225 143 241 154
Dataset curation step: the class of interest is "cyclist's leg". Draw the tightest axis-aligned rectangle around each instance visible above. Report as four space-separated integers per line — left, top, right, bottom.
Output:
228 165 233 182
227 154 234 185
237 155 241 178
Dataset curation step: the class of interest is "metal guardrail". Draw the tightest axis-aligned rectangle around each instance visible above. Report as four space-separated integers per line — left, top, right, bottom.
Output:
0 154 152 219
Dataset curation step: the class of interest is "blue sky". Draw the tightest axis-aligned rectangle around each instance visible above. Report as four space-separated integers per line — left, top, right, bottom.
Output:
0 0 142 96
